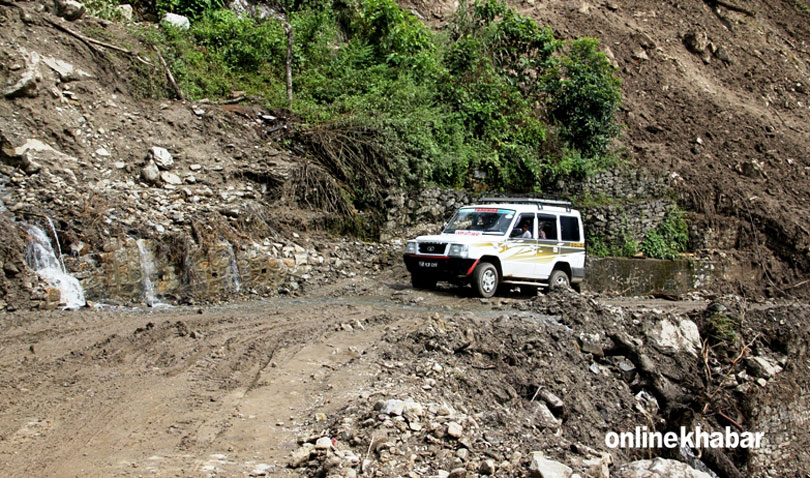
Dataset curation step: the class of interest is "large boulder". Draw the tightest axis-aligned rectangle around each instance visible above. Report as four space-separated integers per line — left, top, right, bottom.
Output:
148 146 174 170
162 13 190 30
53 0 86 21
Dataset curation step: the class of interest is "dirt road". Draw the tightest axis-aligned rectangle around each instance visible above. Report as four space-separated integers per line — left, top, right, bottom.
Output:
0 272 513 477
3 269 806 478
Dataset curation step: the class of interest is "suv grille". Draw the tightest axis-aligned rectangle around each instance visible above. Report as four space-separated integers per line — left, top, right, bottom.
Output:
418 242 447 255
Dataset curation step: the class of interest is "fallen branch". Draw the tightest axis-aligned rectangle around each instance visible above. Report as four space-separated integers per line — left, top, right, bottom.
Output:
219 96 246 105
786 278 810 290
717 409 744 431
46 18 153 67
702 332 760 414
153 46 183 100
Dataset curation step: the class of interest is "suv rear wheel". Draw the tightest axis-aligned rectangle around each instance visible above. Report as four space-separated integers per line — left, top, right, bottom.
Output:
548 269 571 291
473 262 499 298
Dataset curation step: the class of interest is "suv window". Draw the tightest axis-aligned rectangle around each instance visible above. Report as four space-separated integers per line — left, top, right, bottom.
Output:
510 213 535 238
443 208 515 235
560 216 580 242
538 214 557 240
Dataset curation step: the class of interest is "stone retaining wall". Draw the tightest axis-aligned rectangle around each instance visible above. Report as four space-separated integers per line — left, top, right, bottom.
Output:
583 199 674 244
381 168 675 245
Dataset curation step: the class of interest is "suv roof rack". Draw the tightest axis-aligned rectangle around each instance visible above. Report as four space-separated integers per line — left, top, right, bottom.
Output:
479 197 573 211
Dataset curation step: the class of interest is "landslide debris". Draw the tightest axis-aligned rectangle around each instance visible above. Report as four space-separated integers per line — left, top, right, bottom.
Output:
287 287 808 477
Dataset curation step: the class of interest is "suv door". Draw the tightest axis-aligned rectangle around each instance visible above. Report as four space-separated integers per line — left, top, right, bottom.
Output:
502 213 537 279
534 213 560 279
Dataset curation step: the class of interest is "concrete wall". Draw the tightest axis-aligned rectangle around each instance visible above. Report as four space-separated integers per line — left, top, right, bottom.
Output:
584 257 720 295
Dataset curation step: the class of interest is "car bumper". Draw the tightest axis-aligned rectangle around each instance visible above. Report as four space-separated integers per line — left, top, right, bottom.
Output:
403 254 478 279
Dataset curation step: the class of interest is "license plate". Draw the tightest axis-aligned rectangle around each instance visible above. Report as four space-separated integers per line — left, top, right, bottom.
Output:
418 261 438 268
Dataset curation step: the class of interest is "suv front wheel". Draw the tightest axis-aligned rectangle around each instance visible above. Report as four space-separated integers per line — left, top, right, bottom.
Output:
473 262 499 298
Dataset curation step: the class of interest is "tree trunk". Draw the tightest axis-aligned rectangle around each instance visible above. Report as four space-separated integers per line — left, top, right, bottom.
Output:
285 21 294 106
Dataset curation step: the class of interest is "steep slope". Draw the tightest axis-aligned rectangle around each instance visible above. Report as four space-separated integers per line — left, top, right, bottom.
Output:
406 0 810 296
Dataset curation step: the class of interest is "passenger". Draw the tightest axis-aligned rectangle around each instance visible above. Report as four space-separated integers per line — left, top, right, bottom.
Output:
517 222 532 238
538 225 546 239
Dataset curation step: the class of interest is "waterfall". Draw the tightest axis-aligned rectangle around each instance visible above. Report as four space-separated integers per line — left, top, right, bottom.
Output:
225 241 241 293
136 239 160 306
46 217 67 274
24 223 86 309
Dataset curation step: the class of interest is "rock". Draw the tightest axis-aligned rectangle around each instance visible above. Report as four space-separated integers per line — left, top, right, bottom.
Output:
683 31 709 55
315 436 332 449
160 171 182 185
648 319 701 356
479 459 496 475
41 56 92 82
578 334 604 356
534 401 562 430
116 4 133 21
446 421 463 439
573 451 611 478
714 46 731 63
540 390 565 412
54 0 86 21
376 399 405 416
4 51 41 99
448 468 467 478
528 452 573 478
632 49 649 61
114 161 126 169
615 458 711 478
148 146 174 170
745 356 783 379
402 398 424 417
162 13 190 30
141 160 160 184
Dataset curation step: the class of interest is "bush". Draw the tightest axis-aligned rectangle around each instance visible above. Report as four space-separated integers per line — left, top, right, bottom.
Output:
543 37 622 157
157 0 225 19
191 10 286 72
128 0 625 204
641 206 688 259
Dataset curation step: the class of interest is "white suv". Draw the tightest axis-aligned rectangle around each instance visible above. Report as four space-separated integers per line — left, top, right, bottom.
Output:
403 198 585 297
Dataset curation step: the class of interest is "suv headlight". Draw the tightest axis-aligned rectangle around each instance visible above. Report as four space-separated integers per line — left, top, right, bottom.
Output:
406 242 417 254
449 244 469 258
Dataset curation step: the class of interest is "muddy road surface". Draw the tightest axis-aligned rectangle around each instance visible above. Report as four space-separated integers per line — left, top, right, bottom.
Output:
0 273 536 477
2 270 807 478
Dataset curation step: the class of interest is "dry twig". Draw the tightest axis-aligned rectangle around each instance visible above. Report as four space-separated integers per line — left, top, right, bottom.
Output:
152 46 183 100
46 18 153 67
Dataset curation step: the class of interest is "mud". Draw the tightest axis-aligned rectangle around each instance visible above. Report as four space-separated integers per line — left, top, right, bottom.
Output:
1 266 807 477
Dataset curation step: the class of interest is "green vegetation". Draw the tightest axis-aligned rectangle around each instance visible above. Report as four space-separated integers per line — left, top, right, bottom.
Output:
587 206 687 259
587 230 638 258
640 206 688 259
111 0 623 226
704 312 740 344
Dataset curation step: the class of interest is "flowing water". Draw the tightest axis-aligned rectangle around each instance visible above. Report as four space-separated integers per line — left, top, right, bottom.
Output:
24 223 85 309
47 217 67 274
225 241 241 293
136 239 160 307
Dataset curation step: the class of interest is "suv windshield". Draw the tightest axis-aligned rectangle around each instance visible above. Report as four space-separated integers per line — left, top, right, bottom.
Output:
443 208 515 235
